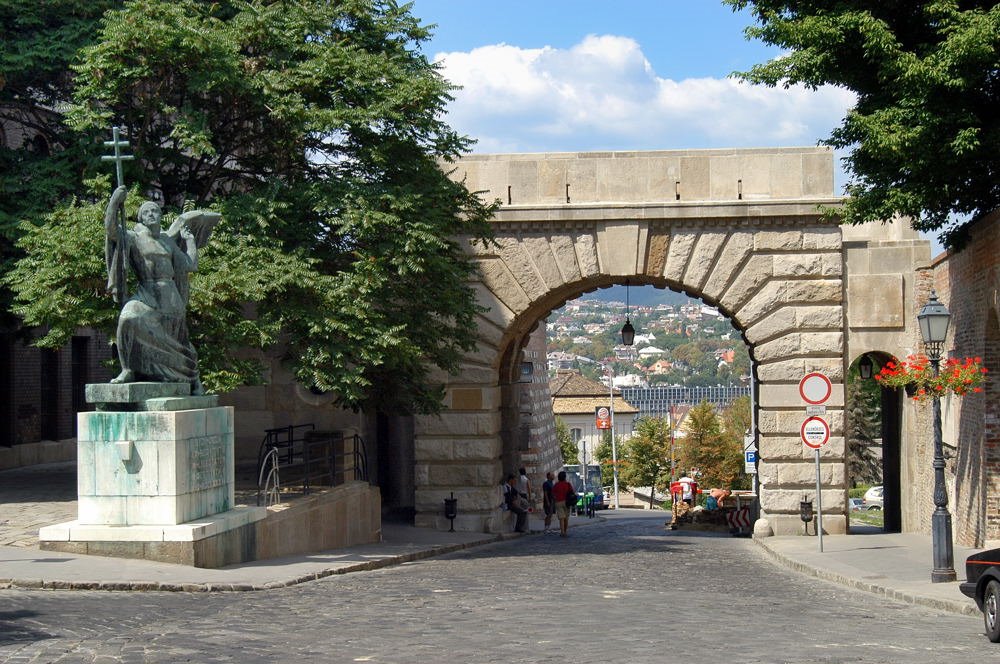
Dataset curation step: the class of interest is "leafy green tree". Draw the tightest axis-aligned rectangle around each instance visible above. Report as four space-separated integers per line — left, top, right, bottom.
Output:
5 0 496 412
679 400 744 489
847 367 883 486
726 1 1000 248
0 1 119 325
721 396 752 443
719 396 752 490
621 417 671 508
555 417 578 465
594 431 617 489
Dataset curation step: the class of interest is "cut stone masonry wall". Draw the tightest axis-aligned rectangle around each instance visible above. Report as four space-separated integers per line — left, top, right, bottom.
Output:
413 147 923 535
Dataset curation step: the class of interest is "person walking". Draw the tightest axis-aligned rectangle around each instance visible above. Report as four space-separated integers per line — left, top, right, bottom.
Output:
551 471 576 537
541 471 556 533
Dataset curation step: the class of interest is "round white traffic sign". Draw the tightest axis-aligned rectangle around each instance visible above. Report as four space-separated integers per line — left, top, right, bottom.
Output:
597 407 609 419
801 416 830 449
799 372 833 405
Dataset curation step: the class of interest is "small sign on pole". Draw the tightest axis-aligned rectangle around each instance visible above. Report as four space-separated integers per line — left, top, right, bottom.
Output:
798 372 832 405
801 416 831 449
743 429 757 474
595 406 611 430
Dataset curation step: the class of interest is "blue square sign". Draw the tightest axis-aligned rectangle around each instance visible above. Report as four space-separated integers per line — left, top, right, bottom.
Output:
745 451 757 464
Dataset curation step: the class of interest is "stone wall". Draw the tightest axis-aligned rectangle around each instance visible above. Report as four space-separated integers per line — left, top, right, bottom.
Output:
428 147 869 535
842 219 931 535
516 323 562 505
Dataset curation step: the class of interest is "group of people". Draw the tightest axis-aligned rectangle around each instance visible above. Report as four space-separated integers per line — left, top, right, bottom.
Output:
503 467 576 537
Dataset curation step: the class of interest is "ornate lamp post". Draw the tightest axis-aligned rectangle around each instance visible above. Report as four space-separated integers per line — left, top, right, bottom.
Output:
917 290 957 583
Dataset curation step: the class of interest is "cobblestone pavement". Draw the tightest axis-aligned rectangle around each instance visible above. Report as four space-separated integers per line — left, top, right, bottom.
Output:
0 463 77 547
0 511 994 663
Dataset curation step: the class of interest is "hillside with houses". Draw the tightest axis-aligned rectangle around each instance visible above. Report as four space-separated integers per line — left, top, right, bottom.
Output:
546 286 752 390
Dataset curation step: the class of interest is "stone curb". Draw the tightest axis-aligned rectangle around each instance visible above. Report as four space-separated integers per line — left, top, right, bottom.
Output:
0 534 509 593
0 520 608 593
753 536 978 617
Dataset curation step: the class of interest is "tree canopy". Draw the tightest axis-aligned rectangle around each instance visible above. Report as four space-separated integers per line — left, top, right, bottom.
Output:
3 0 497 413
621 416 671 506
679 399 749 490
555 416 579 465
726 1 1000 248
0 0 118 324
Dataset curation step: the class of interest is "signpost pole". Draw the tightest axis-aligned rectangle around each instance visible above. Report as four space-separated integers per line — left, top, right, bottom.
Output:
608 366 620 509
798 371 832 554
815 447 823 552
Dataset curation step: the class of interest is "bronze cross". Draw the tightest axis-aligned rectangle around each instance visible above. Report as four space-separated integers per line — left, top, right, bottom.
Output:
100 126 134 188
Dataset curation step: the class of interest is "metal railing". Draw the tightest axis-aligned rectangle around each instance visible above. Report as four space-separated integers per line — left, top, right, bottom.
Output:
256 425 370 506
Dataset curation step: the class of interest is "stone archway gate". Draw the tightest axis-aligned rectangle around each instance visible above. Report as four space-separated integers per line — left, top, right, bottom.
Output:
413 146 917 537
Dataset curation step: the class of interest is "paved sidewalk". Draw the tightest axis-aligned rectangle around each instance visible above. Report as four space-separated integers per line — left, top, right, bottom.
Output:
755 528 999 616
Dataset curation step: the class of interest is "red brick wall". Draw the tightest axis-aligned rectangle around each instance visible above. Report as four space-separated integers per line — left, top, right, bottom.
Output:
1 329 112 447
517 322 562 496
933 210 1000 545
984 310 1000 538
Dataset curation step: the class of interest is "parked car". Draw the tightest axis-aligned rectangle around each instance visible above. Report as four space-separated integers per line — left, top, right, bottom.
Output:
863 485 884 510
961 547 1000 642
848 498 865 512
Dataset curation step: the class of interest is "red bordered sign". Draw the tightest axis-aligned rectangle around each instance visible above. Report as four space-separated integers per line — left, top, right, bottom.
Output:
801 416 830 449
798 372 833 405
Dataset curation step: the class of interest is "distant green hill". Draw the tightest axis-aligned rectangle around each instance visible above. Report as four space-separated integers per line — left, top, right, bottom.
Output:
576 285 690 308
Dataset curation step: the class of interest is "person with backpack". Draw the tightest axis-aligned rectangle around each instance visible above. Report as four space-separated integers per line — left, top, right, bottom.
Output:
550 471 577 538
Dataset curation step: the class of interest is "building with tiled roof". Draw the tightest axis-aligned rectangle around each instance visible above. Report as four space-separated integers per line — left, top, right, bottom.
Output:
550 370 637 466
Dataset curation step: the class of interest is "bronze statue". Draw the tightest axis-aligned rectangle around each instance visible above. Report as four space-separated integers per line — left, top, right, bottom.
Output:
104 185 220 395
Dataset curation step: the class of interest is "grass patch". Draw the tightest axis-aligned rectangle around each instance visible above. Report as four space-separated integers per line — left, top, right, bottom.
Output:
851 508 884 527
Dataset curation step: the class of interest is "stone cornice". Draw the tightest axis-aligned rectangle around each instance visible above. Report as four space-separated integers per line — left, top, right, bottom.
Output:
491 198 843 227
488 198 844 230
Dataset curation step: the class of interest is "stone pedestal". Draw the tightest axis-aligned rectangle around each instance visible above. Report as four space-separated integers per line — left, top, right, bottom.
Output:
40 383 265 567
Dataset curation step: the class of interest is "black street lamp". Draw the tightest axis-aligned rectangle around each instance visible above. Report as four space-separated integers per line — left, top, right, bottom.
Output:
858 354 874 380
620 319 635 347
917 290 957 583
621 279 635 346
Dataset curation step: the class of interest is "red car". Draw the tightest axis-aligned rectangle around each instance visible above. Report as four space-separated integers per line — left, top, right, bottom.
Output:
960 548 1000 642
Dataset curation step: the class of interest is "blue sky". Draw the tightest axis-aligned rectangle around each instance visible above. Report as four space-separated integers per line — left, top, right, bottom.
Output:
411 1 781 79
409 1 853 165
408 1 951 254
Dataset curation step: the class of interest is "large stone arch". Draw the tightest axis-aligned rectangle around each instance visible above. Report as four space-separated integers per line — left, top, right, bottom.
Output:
414 147 926 536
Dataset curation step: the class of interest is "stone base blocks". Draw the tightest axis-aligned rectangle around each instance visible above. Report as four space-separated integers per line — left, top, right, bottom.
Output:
40 482 381 567
39 382 267 567
75 389 237 526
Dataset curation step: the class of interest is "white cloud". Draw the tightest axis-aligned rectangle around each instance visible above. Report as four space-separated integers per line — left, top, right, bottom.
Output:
433 35 855 156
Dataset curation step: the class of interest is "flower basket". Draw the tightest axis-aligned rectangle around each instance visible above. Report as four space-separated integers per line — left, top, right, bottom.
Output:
875 355 987 401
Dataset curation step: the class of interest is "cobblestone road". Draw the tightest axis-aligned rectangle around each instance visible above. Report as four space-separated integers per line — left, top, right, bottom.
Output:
0 511 994 663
